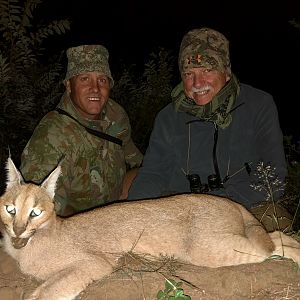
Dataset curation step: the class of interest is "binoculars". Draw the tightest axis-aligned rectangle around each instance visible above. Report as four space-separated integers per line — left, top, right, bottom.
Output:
187 173 223 193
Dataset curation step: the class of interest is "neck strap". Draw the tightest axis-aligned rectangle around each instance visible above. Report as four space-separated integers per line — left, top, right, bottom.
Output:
55 108 123 146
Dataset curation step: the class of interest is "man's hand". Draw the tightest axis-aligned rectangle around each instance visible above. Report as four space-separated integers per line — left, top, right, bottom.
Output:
119 168 139 200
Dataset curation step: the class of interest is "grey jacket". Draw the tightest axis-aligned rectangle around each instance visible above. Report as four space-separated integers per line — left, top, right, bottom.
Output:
128 83 287 208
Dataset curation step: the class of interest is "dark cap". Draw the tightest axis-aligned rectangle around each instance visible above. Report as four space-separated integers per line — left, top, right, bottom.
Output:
179 28 231 76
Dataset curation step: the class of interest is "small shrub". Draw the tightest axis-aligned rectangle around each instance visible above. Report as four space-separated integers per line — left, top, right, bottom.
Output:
157 279 191 300
111 48 176 153
0 0 70 194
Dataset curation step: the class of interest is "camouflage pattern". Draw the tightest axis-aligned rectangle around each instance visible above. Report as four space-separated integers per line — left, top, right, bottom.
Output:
65 45 114 87
178 27 231 76
20 93 143 216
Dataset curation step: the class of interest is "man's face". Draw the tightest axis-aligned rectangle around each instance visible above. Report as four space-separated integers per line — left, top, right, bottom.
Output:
182 67 230 106
66 72 110 120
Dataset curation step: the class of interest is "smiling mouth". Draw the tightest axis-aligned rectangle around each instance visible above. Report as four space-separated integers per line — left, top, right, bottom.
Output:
88 97 100 101
195 90 209 96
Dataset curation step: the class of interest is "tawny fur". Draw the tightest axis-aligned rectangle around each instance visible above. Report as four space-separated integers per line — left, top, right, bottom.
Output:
0 158 299 300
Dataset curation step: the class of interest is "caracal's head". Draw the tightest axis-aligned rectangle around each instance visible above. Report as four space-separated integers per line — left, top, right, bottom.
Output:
0 158 61 249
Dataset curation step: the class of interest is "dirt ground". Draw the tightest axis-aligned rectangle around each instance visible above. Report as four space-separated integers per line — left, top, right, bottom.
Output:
0 247 300 300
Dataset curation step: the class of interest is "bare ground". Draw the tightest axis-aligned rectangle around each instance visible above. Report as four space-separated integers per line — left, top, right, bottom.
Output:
0 248 300 300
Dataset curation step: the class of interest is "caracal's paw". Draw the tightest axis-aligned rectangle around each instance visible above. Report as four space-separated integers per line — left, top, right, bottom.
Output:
269 231 300 248
269 231 300 265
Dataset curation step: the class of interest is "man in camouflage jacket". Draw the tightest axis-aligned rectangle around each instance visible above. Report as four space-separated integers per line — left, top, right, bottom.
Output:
20 45 143 216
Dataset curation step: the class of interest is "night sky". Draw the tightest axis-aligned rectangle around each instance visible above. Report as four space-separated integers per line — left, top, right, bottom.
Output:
41 0 300 140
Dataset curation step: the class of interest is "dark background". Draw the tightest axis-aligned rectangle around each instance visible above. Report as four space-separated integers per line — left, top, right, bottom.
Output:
39 0 300 140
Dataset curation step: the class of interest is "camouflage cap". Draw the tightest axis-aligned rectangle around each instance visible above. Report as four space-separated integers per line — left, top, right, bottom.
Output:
178 28 231 76
65 45 114 87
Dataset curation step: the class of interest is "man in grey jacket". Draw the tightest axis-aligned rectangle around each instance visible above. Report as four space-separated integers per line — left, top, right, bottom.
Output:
128 28 287 216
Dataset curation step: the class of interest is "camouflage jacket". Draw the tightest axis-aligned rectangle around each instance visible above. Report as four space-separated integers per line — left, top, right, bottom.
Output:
20 92 143 216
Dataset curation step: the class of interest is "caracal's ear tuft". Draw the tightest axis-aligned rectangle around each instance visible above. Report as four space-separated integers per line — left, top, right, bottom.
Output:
41 165 61 199
5 157 24 190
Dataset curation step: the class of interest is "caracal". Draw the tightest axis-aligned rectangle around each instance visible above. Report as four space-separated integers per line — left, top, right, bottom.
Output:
0 158 300 300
